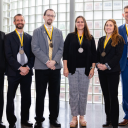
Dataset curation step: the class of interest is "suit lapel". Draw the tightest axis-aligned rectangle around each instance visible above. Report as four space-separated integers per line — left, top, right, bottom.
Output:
41 25 49 51
104 39 112 54
23 32 28 53
12 31 20 47
122 24 127 44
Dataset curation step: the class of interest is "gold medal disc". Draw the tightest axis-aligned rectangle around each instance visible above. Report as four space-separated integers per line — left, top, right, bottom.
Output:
19 49 24 54
101 52 106 57
49 43 53 48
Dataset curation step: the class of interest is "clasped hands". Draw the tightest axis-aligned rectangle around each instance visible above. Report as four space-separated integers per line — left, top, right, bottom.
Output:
97 64 107 71
19 66 30 76
46 60 56 70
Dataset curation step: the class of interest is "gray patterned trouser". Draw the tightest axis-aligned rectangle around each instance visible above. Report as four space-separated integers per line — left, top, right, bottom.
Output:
68 68 90 116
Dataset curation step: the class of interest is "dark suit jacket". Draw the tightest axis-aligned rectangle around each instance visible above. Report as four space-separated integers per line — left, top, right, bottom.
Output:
0 31 5 74
4 31 35 76
63 32 97 76
97 36 124 73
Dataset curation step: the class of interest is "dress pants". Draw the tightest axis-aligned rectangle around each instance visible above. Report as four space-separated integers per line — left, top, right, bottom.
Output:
35 69 61 122
68 68 90 116
6 71 32 125
98 71 120 126
0 73 4 122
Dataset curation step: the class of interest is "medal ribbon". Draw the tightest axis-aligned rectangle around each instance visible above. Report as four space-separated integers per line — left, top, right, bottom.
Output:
15 29 24 47
44 25 53 41
125 24 128 36
77 33 83 45
104 35 111 49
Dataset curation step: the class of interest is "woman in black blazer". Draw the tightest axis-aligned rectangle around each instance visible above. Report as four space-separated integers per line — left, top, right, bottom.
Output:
63 16 97 127
97 19 124 128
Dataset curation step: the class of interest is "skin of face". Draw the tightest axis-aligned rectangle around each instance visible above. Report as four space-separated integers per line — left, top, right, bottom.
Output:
105 21 114 35
13 16 25 29
122 8 128 23
43 10 55 26
75 18 85 31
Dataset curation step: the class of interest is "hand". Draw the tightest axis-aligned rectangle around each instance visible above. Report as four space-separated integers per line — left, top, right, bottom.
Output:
89 68 94 79
46 60 56 69
19 67 29 75
63 68 69 77
20 72 26 76
98 64 107 71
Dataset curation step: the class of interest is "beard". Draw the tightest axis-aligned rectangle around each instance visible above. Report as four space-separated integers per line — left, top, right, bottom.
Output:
16 24 24 29
47 19 52 25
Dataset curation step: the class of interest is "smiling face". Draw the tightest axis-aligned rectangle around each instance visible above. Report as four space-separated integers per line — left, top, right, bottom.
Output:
123 8 128 23
43 10 55 26
75 18 85 31
13 15 25 29
104 21 114 35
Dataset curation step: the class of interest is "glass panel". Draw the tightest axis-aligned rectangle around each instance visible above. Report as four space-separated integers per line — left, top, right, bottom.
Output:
93 76 100 85
94 2 102 10
10 10 17 17
36 15 43 22
94 11 102 20
76 12 84 17
28 7 35 15
76 0 83 2
88 85 92 94
87 21 93 29
62 31 66 39
50 0 57 4
36 6 42 14
67 13 69 21
75 3 83 11
113 11 122 19
36 23 42 28
17 1 22 8
113 1 122 10
50 5 57 12
28 0 35 7
85 12 93 20
93 86 102 94
24 16 28 23
58 0 67 3
67 22 69 30
28 15 35 23
94 21 102 29
58 4 66 12
42 5 49 13
52 22 57 28
123 1 128 8
58 22 66 30
93 95 102 103
43 0 49 5
17 9 22 14
103 1 112 10
60 93 65 100
60 84 65 92
87 94 92 103
23 0 28 8
116 20 122 27
10 2 17 9
28 24 35 31
58 13 66 21
24 24 28 31
85 2 93 11
36 0 43 6
23 8 28 15
103 11 112 19
67 4 69 12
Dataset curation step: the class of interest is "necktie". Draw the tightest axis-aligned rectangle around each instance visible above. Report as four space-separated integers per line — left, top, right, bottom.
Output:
19 34 25 65
48 28 53 60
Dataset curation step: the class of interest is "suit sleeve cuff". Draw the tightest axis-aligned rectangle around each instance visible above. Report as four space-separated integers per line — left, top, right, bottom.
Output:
105 63 111 70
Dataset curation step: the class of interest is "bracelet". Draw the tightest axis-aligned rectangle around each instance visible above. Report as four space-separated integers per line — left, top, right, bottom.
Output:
90 66 95 69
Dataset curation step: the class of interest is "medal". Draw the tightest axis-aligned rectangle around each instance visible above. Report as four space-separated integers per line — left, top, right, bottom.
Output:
78 48 84 53
19 49 24 54
101 51 106 57
49 42 53 48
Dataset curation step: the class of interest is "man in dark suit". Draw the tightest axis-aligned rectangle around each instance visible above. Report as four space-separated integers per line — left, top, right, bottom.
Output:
4 14 34 128
0 31 6 128
31 9 63 128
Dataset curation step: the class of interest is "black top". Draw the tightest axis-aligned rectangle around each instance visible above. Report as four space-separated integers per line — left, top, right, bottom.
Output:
0 31 6 74
97 36 124 73
63 32 97 76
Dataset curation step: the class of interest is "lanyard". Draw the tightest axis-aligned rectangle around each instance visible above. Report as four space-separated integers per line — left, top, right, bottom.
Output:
77 33 83 45
15 29 24 47
44 25 53 41
104 35 111 49
125 24 128 36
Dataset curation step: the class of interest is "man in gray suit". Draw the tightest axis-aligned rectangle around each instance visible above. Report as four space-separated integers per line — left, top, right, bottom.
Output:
31 9 63 128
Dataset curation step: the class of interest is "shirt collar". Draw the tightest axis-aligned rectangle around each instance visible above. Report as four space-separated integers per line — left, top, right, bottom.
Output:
17 30 23 35
126 24 128 28
44 24 52 29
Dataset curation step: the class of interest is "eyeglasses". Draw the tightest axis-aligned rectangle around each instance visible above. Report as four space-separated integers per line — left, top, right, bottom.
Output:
46 14 55 18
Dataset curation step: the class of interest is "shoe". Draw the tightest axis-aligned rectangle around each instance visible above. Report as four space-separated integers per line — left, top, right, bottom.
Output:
9 124 16 128
21 121 33 127
50 120 61 127
79 116 86 127
118 119 128 126
0 122 6 128
113 126 118 128
34 122 42 128
102 121 111 127
70 116 78 128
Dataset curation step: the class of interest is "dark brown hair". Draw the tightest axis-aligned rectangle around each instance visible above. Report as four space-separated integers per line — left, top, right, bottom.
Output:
124 5 128 10
14 14 25 22
104 19 124 47
44 9 56 17
74 16 92 40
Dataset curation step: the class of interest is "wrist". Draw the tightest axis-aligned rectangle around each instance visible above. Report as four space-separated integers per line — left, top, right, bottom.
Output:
90 66 95 70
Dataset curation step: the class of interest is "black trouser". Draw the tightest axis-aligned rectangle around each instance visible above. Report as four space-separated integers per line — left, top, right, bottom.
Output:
98 71 119 126
35 69 61 122
6 72 32 125
0 73 4 122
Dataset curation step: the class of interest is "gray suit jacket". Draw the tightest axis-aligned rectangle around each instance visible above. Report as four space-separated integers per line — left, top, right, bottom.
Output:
31 25 64 69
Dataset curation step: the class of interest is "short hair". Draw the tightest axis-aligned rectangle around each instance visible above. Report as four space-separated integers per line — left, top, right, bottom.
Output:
14 14 25 22
43 9 56 17
124 5 128 10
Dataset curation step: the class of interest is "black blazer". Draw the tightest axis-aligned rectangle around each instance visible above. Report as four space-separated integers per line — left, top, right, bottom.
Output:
0 31 5 74
4 31 35 76
97 36 124 73
63 32 97 76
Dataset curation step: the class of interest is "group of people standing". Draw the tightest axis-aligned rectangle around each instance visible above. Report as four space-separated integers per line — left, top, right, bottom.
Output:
0 6 128 128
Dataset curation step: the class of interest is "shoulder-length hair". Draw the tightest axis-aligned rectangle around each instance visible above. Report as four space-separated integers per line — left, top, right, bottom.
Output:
74 16 92 40
104 19 124 47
